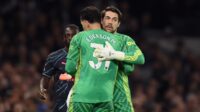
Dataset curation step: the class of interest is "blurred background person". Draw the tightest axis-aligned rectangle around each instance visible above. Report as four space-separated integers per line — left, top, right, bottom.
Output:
39 24 79 112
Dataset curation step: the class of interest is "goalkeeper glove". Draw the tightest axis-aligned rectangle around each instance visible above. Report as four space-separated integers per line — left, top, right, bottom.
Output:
93 41 125 61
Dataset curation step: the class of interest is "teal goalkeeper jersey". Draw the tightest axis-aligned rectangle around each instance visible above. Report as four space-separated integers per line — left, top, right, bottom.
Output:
65 29 123 103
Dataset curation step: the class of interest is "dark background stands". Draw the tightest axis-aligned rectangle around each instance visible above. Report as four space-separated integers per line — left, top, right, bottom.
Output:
0 0 199 112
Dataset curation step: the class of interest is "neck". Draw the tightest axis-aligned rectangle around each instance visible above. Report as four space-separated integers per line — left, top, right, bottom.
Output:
88 23 101 30
112 31 117 34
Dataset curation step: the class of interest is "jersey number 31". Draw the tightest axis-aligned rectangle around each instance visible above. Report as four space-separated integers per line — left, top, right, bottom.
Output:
89 43 110 70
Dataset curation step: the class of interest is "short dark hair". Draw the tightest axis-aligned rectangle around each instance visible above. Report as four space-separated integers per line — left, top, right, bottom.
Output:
80 6 101 23
101 6 122 22
65 24 79 34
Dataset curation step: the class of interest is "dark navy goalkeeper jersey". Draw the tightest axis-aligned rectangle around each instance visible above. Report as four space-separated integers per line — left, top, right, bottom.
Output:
42 48 74 111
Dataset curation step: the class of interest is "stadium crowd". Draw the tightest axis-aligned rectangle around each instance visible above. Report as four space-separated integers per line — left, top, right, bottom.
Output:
0 0 199 112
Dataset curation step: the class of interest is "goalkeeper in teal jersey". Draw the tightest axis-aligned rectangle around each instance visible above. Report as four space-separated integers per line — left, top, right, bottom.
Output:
98 6 145 112
65 6 124 112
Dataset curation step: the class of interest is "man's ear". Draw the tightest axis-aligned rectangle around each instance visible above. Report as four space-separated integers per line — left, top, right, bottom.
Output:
117 22 121 27
86 20 89 24
101 18 103 25
82 20 89 26
80 20 85 24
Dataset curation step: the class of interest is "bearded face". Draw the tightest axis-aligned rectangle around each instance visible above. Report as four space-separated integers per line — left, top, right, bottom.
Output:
101 11 120 33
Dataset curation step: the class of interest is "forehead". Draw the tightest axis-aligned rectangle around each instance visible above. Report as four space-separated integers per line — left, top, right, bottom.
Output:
104 11 119 18
66 27 71 31
65 27 73 34
65 27 73 33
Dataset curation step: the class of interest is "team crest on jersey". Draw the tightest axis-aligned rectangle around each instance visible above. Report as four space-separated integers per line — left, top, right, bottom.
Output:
127 41 135 46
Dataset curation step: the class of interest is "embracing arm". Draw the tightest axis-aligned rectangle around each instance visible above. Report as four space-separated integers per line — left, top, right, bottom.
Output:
122 38 145 64
94 39 145 64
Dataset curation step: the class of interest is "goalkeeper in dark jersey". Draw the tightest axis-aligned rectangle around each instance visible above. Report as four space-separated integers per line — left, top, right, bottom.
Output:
99 6 145 112
39 24 79 112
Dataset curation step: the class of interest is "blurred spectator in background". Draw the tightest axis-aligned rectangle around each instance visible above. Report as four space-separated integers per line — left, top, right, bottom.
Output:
39 24 79 112
0 0 199 112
